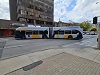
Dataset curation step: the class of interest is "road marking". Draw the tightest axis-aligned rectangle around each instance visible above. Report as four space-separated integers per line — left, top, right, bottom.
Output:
4 45 25 49
63 37 97 48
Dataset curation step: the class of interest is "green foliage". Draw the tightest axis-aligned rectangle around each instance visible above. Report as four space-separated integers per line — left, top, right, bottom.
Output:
90 27 97 31
79 22 92 31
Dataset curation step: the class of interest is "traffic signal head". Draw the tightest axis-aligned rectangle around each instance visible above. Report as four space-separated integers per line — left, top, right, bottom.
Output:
93 17 97 24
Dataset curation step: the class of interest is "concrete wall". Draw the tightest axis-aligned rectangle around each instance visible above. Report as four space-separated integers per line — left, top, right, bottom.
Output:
9 0 17 21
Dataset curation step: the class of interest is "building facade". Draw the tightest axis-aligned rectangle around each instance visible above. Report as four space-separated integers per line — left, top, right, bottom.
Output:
9 0 54 26
0 19 28 37
54 21 80 27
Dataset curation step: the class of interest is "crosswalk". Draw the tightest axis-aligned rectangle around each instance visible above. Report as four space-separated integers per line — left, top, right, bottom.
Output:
63 38 97 48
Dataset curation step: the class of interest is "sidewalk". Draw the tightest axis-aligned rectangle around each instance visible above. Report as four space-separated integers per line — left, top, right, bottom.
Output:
0 46 100 75
6 52 100 75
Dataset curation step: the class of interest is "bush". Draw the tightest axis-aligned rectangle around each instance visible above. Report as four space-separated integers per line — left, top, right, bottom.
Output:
90 28 97 32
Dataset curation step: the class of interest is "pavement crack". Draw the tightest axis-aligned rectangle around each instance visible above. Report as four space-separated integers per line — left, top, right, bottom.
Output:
93 51 100 60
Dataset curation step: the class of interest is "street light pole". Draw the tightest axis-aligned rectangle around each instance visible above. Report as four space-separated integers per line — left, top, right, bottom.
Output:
98 23 100 49
95 2 100 49
96 2 100 4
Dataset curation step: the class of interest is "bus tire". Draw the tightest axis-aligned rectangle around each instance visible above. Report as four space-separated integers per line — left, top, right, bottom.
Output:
68 35 73 40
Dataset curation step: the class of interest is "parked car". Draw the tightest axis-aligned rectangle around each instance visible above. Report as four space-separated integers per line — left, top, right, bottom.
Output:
89 31 97 35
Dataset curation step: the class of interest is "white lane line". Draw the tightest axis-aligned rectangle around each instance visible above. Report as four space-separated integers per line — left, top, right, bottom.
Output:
62 43 78 47
4 45 25 49
4 42 35 49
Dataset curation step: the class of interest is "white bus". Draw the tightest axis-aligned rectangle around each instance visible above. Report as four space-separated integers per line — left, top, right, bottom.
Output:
52 26 83 39
15 26 83 39
15 27 49 39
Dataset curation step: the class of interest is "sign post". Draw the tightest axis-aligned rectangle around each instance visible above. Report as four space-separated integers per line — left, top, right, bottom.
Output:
97 23 100 49
93 16 100 49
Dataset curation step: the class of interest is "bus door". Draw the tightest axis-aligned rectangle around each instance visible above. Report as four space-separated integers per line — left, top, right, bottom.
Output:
59 30 64 38
53 30 64 38
53 30 59 38
38 31 43 38
15 31 21 39
25 31 32 38
72 30 79 38
64 30 72 39
49 27 53 39
21 31 26 39
43 30 48 39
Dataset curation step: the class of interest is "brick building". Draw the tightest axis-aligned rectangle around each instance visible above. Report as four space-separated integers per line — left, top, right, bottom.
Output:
9 0 54 27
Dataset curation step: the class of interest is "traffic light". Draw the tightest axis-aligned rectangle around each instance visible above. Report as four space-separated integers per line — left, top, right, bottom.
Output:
93 17 97 24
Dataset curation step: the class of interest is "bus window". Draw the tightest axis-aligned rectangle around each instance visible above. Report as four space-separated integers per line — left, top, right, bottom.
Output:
33 31 38 34
26 31 32 35
15 31 20 34
54 31 58 34
59 31 64 34
72 30 78 34
21 31 25 35
44 30 48 34
39 31 43 34
15 31 22 38
65 30 71 34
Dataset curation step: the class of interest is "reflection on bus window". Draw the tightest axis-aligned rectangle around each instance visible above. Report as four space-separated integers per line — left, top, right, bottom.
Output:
54 31 58 34
44 30 48 34
39 31 43 34
72 30 78 34
65 30 71 34
26 31 32 35
59 31 64 34
33 31 38 34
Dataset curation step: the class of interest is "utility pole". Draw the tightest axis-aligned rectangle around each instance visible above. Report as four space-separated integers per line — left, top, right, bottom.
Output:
93 16 100 49
95 2 100 49
98 22 100 49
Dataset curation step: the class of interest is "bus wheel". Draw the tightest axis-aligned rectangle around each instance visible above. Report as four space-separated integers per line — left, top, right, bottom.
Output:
68 35 73 40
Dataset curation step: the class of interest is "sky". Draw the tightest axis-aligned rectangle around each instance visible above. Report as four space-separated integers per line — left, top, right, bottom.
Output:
0 0 100 23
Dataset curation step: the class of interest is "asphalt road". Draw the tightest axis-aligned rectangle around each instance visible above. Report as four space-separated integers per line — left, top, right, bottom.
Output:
0 35 97 60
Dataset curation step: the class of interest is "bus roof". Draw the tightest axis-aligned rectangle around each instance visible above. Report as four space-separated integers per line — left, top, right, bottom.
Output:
16 27 49 31
53 26 82 30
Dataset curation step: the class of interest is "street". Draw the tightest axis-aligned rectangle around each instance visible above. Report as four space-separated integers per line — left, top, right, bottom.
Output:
0 35 97 60
0 35 100 75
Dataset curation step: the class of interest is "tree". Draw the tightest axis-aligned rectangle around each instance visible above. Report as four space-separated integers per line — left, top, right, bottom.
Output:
90 28 97 31
89 27 97 34
79 22 92 31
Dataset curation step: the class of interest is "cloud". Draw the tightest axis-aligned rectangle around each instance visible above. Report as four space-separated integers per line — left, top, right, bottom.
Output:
54 0 100 23
0 0 100 23
0 0 10 20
